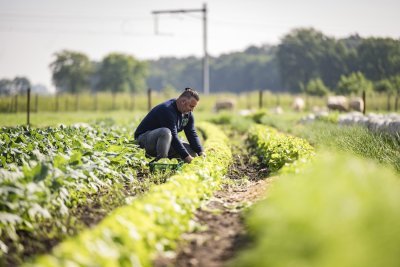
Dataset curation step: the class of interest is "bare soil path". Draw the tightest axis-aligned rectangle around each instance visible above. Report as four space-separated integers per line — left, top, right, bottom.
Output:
155 147 272 267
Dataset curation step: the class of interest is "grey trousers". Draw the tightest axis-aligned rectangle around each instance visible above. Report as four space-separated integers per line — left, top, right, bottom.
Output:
137 127 197 159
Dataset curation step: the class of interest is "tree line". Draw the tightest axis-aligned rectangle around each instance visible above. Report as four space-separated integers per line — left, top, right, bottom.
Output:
0 51 148 96
149 28 400 96
1 27 400 96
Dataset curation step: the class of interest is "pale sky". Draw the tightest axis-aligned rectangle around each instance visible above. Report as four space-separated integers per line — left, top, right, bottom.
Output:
0 0 399 91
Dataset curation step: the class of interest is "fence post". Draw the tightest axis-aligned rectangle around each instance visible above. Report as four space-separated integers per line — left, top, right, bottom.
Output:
27 87 31 126
259 90 263 109
147 88 152 111
362 90 366 115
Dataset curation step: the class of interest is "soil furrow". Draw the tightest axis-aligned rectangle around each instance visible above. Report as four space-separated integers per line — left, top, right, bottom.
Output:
154 150 271 267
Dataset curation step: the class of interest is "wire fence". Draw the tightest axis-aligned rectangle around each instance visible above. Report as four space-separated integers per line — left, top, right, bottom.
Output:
0 89 398 115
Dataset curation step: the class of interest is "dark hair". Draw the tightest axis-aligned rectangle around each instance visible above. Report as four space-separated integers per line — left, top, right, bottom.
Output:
178 87 200 101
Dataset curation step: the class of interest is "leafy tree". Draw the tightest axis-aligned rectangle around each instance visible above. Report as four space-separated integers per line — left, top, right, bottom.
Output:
277 28 347 92
147 56 202 91
389 75 400 94
161 84 177 98
146 29 400 94
96 53 147 94
49 50 92 93
304 78 330 96
13 76 31 94
0 77 31 95
319 41 350 90
147 45 281 93
0 79 12 95
390 75 400 110
375 79 394 94
375 78 396 110
337 72 373 95
357 38 400 81
338 34 362 75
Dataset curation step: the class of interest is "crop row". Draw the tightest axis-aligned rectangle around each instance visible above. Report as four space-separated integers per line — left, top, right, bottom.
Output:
247 124 315 174
0 121 148 259
25 122 232 266
234 124 400 267
235 151 400 267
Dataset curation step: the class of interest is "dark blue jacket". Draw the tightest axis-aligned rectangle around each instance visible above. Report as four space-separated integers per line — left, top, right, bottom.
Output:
134 99 203 159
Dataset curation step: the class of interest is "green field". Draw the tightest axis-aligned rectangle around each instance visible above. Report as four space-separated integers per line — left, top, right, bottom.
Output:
1 102 400 266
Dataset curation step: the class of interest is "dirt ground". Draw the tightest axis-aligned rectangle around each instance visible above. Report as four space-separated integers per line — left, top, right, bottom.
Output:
154 152 272 267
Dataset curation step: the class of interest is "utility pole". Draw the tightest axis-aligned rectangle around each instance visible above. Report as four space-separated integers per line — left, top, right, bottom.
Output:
152 3 209 95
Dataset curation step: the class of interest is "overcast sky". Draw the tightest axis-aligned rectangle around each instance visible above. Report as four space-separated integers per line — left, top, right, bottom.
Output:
0 0 399 91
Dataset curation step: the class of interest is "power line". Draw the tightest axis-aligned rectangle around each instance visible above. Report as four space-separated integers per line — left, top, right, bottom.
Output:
0 26 153 37
0 12 153 37
151 4 209 95
0 12 151 22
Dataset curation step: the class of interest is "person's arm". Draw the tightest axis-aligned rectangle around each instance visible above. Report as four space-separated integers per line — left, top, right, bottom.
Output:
184 114 203 154
161 109 190 159
183 155 194 163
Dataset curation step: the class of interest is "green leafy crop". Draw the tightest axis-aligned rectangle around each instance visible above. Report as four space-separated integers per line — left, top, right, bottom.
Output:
234 152 400 267
247 124 314 174
0 121 148 258
26 122 232 267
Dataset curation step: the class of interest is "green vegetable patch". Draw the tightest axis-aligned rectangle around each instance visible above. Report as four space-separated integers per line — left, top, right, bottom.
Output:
247 124 314 174
0 122 148 262
234 152 400 267
26 122 232 267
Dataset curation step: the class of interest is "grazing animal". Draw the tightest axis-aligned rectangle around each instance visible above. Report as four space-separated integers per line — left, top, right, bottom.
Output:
327 96 348 111
214 99 235 112
292 97 305 111
349 97 364 112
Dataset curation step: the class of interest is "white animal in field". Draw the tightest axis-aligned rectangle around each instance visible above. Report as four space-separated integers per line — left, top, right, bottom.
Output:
214 99 235 112
327 96 348 111
349 97 364 112
292 97 305 111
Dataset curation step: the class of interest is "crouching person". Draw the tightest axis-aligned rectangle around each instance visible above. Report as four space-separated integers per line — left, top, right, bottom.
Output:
134 88 205 163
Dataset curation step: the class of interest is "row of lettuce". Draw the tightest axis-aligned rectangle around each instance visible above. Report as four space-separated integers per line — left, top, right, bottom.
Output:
0 121 149 262
22 122 231 266
234 124 400 267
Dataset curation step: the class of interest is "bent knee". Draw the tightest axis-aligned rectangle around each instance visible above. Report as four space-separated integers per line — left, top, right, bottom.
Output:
159 127 172 137
158 128 172 143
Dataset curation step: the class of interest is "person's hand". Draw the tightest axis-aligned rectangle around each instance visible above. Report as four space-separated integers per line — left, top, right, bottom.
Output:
184 155 194 163
198 151 206 157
